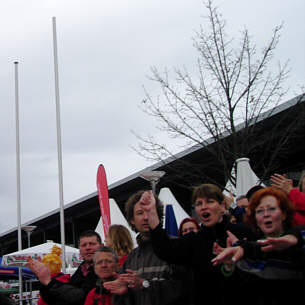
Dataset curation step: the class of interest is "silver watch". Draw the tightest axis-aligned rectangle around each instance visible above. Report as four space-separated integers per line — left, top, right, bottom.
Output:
142 279 150 288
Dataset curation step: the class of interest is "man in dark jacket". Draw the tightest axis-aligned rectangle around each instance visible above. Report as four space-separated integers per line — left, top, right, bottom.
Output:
104 190 191 305
28 230 102 305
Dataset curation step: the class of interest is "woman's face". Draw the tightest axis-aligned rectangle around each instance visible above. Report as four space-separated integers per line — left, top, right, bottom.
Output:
181 221 198 235
255 195 286 237
195 197 225 227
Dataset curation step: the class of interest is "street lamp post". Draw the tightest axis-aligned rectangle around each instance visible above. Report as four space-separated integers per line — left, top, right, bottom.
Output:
22 226 37 305
140 170 165 195
21 226 37 248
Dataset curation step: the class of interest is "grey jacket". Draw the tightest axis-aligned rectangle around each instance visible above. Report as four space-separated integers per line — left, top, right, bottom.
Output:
113 234 191 305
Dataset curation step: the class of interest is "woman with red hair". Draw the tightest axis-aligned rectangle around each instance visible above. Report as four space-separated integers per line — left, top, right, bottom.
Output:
212 187 305 304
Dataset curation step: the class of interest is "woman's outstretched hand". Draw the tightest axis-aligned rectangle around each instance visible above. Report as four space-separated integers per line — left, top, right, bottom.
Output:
257 234 298 252
211 246 244 266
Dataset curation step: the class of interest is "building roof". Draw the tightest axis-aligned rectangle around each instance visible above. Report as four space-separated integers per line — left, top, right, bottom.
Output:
0 93 304 254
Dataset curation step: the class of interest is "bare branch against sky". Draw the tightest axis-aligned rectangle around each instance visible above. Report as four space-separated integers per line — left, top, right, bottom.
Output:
134 1 303 188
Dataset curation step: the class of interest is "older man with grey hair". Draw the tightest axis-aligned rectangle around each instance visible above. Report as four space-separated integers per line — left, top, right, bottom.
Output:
84 246 120 305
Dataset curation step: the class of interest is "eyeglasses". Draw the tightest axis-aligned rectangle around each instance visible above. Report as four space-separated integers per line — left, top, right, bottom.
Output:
95 259 115 266
255 206 279 216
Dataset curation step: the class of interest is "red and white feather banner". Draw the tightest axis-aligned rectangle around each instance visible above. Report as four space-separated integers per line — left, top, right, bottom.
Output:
96 164 111 237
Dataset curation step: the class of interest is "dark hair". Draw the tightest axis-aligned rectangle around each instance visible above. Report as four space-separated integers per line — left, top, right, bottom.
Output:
78 230 102 245
298 172 305 192
191 184 224 205
178 217 200 237
93 246 119 264
246 185 264 201
125 190 164 232
245 187 295 232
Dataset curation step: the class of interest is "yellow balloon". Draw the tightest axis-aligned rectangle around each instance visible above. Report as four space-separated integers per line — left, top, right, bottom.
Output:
42 245 62 274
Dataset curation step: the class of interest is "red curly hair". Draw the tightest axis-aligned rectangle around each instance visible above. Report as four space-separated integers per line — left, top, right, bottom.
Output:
245 187 295 232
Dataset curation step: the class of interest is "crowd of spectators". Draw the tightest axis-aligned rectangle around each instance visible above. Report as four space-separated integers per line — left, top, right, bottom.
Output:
25 171 305 305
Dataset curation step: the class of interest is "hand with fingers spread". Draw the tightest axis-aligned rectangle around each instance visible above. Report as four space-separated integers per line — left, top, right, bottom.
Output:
139 190 160 229
270 173 293 194
213 230 237 255
257 234 298 252
212 230 240 270
27 257 52 286
211 246 244 266
213 242 224 256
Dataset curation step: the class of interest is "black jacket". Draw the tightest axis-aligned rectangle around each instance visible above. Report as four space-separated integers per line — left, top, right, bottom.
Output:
39 262 98 305
234 225 305 305
150 216 255 305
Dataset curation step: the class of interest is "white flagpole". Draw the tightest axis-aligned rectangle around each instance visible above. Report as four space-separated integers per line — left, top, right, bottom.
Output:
14 61 23 305
52 16 66 273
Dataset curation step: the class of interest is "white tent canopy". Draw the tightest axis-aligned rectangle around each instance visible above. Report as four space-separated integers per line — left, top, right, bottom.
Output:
158 187 190 228
2 241 81 268
95 198 137 246
236 158 262 197
225 157 263 200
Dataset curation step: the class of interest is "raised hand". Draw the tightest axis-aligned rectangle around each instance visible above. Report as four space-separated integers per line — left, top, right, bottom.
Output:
270 173 293 194
139 191 160 229
139 190 156 212
27 257 51 286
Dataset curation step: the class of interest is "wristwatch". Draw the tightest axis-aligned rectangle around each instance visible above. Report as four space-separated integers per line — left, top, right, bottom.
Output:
142 279 150 289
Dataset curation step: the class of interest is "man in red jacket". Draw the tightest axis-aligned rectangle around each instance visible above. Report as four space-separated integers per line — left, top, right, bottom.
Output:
84 247 119 305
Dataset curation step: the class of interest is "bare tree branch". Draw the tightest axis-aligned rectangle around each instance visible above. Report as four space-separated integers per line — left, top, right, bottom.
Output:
134 0 303 189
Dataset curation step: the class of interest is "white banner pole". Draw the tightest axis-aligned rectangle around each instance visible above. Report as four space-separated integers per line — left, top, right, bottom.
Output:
52 16 66 272
14 61 23 305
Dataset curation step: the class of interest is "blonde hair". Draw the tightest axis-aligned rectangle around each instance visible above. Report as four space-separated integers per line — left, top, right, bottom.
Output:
107 224 134 257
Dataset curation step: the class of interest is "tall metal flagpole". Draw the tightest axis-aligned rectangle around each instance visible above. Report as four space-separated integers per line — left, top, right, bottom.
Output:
52 16 66 273
14 61 23 305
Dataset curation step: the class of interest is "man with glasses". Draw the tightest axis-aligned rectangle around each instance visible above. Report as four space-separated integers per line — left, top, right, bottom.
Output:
84 247 119 305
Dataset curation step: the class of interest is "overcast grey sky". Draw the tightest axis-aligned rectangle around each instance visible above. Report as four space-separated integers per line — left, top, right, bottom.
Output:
0 0 304 234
